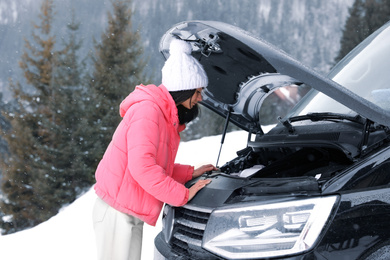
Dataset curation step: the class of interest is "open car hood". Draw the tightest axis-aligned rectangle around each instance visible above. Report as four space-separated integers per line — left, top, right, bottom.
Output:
159 21 390 132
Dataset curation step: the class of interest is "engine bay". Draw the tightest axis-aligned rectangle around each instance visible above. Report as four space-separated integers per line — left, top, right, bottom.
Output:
219 122 390 182
219 145 352 180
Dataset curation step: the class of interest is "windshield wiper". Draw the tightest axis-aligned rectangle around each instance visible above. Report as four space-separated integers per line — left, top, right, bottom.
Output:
278 116 295 134
288 112 365 125
278 112 365 136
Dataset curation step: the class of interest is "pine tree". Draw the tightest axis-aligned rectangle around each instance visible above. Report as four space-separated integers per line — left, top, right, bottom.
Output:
47 10 94 201
0 1 88 234
364 0 390 33
335 0 366 62
0 93 14 163
0 0 57 233
336 0 390 62
84 0 149 168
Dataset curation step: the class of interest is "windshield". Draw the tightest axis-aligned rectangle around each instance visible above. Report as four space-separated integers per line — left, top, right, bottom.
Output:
291 22 390 116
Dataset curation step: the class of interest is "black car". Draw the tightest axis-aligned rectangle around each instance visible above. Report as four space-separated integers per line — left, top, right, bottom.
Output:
154 20 390 260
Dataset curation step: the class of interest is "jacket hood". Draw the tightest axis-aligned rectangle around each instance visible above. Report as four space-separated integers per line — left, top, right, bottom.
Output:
120 84 179 126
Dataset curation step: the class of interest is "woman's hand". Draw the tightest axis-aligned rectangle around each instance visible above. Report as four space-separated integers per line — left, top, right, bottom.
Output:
188 179 212 201
192 164 218 179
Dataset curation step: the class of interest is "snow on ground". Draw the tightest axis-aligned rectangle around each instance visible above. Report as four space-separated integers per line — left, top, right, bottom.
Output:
0 130 249 260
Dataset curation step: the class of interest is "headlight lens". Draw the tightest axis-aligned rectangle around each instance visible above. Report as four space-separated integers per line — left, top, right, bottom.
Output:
203 196 338 259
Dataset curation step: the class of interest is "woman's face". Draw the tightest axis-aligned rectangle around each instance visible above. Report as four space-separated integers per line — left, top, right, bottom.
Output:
181 88 203 109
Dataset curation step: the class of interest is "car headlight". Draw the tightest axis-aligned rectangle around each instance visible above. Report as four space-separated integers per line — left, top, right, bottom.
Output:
202 196 338 259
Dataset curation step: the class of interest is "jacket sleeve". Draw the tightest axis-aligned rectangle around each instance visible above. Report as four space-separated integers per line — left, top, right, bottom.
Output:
126 101 189 207
172 164 194 184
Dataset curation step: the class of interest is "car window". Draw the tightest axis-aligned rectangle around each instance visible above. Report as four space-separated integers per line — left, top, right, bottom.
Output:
292 23 390 117
331 24 390 111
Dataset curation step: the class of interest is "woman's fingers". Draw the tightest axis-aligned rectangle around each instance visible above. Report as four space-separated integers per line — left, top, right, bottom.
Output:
193 164 219 178
188 179 211 201
197 179 211 189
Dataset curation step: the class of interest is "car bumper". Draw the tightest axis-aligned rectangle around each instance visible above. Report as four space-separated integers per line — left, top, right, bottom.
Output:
154 232 328 260
154 232 186 260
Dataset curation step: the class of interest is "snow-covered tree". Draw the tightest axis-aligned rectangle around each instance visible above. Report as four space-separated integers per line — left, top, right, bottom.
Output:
336 0 390 62
83 0 150 168
0 0 89 234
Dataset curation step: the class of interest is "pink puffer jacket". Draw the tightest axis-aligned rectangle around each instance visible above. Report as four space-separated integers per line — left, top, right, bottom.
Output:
94 84 193 226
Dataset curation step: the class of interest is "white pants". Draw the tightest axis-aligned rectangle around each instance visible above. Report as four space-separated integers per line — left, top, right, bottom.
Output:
93 197 144 260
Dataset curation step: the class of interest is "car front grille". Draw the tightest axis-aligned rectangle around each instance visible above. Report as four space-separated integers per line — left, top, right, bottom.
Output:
170 206 220 259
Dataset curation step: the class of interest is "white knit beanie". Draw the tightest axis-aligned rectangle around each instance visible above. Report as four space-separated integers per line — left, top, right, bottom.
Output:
162 39 208 92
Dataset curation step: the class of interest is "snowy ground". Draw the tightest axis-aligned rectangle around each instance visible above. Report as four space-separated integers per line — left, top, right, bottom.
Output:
0 130 249 260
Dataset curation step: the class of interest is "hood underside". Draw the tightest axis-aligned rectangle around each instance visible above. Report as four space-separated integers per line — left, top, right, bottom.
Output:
159 21 390 130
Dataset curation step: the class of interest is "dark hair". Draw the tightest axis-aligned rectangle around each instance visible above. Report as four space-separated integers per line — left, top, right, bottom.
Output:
169 89 196 104
169 89 200 124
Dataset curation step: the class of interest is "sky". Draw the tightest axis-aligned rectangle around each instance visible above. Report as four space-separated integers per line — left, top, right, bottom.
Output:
0 130 250 260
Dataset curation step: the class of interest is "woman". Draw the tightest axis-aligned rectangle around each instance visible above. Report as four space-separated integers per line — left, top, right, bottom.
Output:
92 39 217 260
